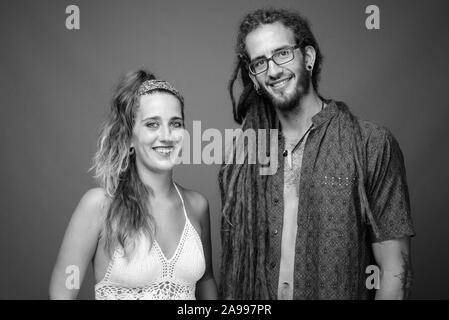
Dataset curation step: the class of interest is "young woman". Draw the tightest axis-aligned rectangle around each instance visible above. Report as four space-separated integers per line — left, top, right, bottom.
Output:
49 69 217 299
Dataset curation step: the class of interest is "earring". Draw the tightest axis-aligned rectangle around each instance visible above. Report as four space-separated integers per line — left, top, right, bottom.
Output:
129 147 135 155
253 83 261 95
306 64 313 72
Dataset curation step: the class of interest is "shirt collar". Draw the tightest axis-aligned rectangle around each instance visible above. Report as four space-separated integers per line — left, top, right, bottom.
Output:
311 99 339 129
277 99 339 138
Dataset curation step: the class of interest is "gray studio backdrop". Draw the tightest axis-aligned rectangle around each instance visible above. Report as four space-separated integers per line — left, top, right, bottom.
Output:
1 0 448 299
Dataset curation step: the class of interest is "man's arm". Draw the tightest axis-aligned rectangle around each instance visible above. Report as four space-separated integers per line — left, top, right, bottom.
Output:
372 236 413 299
364 125 415 299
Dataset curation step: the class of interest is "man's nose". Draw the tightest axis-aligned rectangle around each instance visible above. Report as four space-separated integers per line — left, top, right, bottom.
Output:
267 60 283 79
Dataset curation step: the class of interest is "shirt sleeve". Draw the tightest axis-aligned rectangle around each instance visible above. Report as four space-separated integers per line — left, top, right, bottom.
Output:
365 125 416 242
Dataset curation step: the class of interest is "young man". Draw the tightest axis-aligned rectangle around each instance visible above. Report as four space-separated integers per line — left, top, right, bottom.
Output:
219 8 415 300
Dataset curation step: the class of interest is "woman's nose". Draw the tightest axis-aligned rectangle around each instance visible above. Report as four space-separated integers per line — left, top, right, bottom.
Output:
159 124 173 141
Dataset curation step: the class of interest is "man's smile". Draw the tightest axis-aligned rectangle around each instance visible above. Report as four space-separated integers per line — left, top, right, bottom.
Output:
268 75 294 90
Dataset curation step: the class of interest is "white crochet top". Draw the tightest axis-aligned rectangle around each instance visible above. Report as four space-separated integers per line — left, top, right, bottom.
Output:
95 184 205 300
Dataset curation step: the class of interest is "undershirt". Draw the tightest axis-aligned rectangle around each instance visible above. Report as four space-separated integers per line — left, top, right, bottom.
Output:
278 130 310 299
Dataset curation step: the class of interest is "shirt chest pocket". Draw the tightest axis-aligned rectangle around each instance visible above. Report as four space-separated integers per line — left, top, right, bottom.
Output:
308 173 358 227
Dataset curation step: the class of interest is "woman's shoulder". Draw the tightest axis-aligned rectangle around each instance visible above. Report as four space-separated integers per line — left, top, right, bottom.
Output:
79 187 110 209
176 184 209 220
74 187 110 226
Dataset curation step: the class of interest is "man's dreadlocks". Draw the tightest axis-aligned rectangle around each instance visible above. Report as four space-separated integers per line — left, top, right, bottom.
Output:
218 8 323 299
219 8 378 299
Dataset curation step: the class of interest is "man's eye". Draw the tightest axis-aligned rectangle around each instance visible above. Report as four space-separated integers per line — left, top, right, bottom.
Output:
254 59 266 68
277 49 290 57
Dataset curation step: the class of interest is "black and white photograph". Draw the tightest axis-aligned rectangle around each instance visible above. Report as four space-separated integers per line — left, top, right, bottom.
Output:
1 0 448 302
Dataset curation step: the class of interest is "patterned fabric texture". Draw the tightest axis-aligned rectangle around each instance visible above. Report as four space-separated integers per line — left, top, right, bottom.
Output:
266 100 415 299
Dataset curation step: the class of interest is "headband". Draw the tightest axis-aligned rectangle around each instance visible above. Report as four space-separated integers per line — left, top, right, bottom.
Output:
137 79 184 104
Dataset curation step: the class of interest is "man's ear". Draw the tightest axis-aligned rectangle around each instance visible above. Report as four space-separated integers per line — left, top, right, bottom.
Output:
304 45 317 70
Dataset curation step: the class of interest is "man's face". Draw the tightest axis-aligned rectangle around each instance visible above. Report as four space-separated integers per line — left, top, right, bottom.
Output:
245 22 310 112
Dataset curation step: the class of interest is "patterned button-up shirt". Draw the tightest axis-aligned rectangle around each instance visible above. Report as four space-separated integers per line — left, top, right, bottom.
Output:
266 100 415 299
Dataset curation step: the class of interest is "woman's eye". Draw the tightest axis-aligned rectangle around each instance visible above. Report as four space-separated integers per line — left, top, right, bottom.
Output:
171 122 183 128
146 122 159 128
278 49 289 57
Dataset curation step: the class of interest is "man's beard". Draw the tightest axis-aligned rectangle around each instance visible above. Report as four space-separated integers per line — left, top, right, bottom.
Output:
261 61 311 112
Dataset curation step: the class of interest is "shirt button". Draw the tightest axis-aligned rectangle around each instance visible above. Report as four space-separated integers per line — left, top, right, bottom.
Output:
273 229 278 235
274 198 279 204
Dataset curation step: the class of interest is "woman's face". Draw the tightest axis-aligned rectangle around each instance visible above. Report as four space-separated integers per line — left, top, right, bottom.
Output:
132 91 184 174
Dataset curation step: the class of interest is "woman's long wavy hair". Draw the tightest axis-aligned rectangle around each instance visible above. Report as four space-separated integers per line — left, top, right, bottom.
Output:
92 69 182 258
219 8 323 299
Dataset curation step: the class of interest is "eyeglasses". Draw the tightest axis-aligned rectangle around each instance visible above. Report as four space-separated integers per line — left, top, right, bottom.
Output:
248 45 300 75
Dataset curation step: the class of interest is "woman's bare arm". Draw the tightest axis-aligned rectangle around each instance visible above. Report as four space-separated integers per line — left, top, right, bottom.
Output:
49 188 106 299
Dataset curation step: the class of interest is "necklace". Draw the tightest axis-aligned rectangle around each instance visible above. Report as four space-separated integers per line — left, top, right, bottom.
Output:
283 100 325 169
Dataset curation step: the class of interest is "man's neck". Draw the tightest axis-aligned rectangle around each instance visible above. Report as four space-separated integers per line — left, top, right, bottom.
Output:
277 91 323 141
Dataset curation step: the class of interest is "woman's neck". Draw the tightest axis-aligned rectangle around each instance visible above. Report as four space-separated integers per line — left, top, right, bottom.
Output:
136 165 175 198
